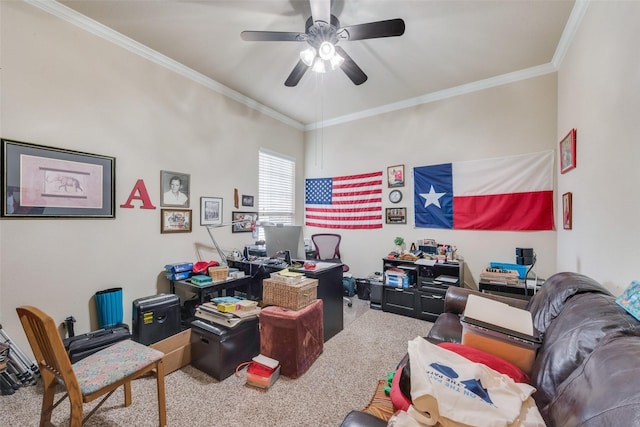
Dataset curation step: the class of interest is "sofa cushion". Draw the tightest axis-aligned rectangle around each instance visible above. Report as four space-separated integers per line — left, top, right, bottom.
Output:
543 330 640 426
530 292 639 412
526 272 611 334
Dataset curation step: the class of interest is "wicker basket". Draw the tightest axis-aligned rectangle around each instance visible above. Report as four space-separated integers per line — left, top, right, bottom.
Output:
262 278 318 310
208 266 229 282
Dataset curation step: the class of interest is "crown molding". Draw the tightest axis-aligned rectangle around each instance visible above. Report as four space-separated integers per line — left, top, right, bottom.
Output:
305 63 557 131
27 0 587 134
552 0 590 68
25 0 305 131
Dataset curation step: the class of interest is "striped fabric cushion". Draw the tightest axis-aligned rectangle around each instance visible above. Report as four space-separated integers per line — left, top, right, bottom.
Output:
73 339 163 395
361 379 395 421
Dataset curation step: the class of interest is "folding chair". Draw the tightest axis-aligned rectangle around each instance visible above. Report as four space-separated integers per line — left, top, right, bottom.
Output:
16 305 166 426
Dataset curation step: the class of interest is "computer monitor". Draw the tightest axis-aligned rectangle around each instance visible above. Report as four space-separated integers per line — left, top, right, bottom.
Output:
263 225 305 260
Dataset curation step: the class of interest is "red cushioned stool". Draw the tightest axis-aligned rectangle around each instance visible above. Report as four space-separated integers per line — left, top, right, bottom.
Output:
259 299 323 378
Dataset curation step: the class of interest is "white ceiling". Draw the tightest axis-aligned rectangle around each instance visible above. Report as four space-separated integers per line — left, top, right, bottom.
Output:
49 0 578 129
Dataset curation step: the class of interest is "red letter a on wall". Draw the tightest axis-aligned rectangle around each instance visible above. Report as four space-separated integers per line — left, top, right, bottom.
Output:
120 179 157 209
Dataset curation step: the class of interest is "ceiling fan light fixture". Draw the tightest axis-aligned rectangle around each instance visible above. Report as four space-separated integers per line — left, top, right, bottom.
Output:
300 47 316 66
318 41 336 61
329 53 344 70
311 57 326 73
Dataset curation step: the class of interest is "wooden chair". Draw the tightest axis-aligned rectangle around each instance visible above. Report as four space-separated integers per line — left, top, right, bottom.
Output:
16 306 166 427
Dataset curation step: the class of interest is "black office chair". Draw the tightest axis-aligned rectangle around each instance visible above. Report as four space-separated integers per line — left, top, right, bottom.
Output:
311 233 353 307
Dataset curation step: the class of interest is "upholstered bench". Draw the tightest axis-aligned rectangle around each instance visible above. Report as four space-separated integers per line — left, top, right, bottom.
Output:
259 299 323 378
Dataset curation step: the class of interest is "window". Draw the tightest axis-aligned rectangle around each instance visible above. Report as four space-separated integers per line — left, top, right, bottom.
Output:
258 149 295 238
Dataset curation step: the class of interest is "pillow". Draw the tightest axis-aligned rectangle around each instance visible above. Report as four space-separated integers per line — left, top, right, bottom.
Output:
390 366 411 412
438 342 530 384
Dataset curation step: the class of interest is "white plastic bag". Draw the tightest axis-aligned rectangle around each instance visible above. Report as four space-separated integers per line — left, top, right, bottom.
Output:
403 337 545 427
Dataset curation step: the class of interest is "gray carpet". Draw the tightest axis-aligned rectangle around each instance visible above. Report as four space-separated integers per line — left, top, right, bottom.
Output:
2 298 432 426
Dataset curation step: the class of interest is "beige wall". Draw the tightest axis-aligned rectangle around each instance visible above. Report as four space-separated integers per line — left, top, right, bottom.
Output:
306 74 558 286
3 1 638 355
0 2 304 352
556 1 640 294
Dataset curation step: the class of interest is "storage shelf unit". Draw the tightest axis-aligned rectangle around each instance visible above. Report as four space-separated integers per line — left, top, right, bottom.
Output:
381 258 463 321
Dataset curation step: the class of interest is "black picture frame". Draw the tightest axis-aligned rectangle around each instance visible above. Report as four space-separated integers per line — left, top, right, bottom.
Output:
231 211 257 233
160 170 190 208
200 196 223 226
1 138 115 218
387 164 405 187
242 194 254 207
386 207 407 224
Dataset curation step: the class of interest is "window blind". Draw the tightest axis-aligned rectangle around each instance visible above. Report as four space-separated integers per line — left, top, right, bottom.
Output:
258 149 295 234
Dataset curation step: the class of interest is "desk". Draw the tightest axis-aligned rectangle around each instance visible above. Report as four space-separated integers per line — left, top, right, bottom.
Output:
170 276 255 305
228 259 344 342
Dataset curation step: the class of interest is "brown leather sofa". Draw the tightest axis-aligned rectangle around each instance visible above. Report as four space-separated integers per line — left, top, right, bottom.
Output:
340 272 640 426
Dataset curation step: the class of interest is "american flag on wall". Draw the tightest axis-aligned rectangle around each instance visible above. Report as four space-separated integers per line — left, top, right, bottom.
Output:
305 171 383 229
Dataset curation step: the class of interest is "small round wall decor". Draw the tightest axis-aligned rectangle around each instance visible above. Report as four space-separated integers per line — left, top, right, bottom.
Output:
389 190 403 203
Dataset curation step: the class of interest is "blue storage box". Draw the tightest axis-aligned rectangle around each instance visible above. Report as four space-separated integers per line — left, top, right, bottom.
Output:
166 271 190 281
489 262 529 279
164 262 193 273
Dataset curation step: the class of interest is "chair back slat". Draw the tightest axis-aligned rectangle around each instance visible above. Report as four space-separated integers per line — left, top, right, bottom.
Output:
17 306 79 389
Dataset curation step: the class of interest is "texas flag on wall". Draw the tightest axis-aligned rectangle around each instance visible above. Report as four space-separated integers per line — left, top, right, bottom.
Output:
414 151 554 230
305 171 383 229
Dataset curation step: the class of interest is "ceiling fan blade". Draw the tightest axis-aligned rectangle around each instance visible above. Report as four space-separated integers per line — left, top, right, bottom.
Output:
309 0 331 24
241 31 306 42
340 18 405 41
335 46 367 85
285 60 309 87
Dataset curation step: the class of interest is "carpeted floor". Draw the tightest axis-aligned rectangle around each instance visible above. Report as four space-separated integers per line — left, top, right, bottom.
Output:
2 297 432 426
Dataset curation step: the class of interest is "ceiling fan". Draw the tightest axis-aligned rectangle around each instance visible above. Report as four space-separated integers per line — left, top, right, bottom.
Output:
240 0 405 87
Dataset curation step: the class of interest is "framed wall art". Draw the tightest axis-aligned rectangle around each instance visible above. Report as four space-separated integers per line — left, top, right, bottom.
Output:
386 207 407 224
161 209 192 233
1 138 115 218
242 194 254 207
387 165 405 187
161 170 190 208
231 211 257 233
559 129 577 174
200 197 222 226
562 192 572 230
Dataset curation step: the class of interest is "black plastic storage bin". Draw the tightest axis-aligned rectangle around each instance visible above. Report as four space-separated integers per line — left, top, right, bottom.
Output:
132 294 181 345
190 318 260 381
369 280 383 309
356 279 371 300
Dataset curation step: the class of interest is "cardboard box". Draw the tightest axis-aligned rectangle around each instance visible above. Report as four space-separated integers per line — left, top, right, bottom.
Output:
460 294 541 374
150 328 192 375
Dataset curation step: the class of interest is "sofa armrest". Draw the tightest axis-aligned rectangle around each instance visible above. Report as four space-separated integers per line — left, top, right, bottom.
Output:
444 287 529 315
339 411 388 427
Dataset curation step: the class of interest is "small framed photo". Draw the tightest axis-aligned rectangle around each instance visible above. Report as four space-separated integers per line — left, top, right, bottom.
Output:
559 129 576 174
161 170 190 208
200 197 222 226
1 138 116 218
387 165 405 187
562 192 572 230
242 194 254 207
385 207 407 224
161 209 192 233
231 211 257 233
